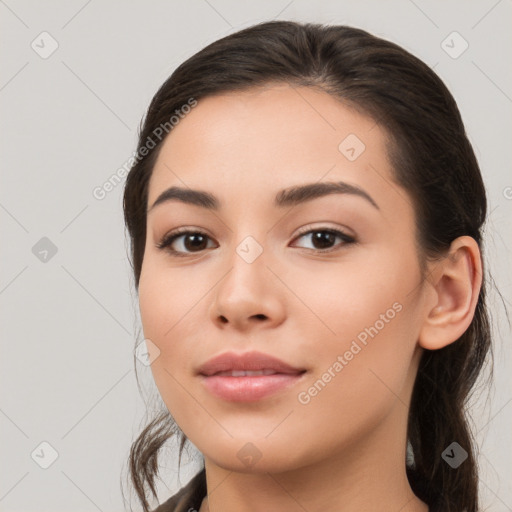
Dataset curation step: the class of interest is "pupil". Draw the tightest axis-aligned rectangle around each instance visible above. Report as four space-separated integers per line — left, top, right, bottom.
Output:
181 232 336 252
185 234 207 251
313 231 334 249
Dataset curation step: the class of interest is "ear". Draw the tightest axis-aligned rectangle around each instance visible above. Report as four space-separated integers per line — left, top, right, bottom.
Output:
418 236 483 350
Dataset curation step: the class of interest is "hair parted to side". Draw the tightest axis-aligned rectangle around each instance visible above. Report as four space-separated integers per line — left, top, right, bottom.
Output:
122 20 493 512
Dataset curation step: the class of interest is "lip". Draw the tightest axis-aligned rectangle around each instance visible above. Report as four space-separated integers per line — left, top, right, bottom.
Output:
197 350 305 376
197 350 307 402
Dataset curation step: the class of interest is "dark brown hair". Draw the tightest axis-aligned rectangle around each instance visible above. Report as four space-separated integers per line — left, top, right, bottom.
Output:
122 20 493 512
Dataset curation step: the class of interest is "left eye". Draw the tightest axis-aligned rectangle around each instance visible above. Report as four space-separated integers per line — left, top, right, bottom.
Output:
156 227 356 256
291 228 356 252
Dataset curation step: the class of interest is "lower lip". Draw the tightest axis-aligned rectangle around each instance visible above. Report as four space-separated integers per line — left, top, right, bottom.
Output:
200 373 305 402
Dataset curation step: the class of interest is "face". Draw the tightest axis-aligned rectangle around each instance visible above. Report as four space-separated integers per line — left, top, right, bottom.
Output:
138 84 430 473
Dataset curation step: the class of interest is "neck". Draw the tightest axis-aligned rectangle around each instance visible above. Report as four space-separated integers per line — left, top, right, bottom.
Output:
200 399 429 512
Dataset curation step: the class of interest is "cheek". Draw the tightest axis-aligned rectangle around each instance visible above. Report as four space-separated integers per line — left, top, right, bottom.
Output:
280 245 418 348
138 257 205 346
289 301 419 464
137 261 211 413
286 249 421 416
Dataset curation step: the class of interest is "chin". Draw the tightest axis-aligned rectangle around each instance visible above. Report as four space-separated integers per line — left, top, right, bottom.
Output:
211 454 299 475
200 437 308 475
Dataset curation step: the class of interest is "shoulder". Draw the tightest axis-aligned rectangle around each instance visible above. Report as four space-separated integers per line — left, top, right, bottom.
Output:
151 468 206 512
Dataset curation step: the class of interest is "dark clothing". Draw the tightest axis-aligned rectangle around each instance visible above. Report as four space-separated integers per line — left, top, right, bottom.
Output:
152 468 436 511
152 468 206 512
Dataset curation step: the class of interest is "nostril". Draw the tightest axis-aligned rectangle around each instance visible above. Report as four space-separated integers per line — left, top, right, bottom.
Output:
253 314 267 320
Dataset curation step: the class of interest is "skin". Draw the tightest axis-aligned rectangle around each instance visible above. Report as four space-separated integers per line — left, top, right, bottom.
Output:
138 83 482 512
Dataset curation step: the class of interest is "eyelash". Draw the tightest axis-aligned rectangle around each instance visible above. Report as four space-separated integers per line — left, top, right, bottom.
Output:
156 226 356 257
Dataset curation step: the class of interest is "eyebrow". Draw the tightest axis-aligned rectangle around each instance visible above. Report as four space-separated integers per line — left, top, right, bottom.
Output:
147 181 379 213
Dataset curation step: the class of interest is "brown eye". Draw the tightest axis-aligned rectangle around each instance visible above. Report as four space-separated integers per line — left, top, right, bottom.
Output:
157 230 216 256
156 227 356 257
292 228 356 252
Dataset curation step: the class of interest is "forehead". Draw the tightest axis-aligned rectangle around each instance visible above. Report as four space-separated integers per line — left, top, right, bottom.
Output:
146 84 401 214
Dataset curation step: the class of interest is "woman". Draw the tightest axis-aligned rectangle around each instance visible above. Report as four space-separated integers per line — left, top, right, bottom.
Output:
123 20 492 512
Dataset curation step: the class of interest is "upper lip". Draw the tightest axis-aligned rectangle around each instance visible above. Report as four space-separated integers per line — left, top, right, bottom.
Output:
197 351 306 376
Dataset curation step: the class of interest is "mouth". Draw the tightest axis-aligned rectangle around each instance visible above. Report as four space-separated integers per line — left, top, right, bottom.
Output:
197 350 306 375
199 371 307 402
210 369 300 377
197 351 307 402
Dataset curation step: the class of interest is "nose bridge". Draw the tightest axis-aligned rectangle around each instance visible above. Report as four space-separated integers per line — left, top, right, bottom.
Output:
220 234 268 304
209 231 285 329
235 233 266 266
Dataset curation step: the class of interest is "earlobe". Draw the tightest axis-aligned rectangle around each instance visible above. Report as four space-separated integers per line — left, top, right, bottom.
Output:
418 236 482 351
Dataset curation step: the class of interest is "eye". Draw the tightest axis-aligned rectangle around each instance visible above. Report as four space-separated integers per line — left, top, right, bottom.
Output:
291 226 356 253
156 228 217 256
156 226 356 257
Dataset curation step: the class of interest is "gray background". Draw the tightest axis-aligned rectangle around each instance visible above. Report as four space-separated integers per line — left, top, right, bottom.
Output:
1 1 511 511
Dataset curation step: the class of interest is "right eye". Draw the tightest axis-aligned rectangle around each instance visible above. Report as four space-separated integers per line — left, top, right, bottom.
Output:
156 228 218 256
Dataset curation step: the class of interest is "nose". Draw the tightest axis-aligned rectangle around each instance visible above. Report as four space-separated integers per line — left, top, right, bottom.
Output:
209 245 286 332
